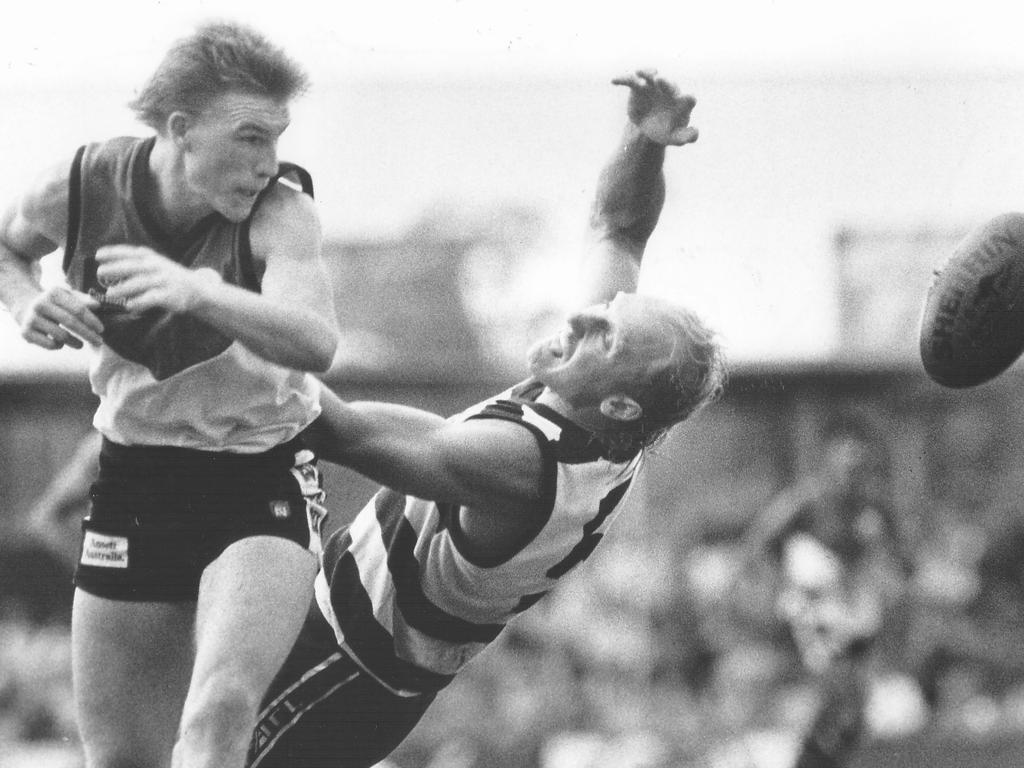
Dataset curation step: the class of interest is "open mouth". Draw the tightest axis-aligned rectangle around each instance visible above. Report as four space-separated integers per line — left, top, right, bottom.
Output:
551 328 576 359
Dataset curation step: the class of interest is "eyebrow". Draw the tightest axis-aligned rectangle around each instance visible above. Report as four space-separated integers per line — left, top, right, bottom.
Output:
238 121 287 134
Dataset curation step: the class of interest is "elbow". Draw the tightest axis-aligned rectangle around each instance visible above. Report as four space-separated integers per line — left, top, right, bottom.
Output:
303 333 338 373
312 323 341 372
308 352 335 374
297 352 334 374
284 323 338 373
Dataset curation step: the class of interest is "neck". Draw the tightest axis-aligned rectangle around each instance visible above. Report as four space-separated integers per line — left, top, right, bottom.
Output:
534 386 621 438
147 138 212 235
534 385 645 462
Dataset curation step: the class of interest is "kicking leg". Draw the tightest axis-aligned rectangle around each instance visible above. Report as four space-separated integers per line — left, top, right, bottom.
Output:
172 536 316 768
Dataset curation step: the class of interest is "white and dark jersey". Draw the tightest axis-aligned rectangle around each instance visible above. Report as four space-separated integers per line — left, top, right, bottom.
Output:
314 380 643 695
62 137 321 452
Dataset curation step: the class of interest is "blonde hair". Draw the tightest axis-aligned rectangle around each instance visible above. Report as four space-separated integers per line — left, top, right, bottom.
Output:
130 21 309 130
601 302 726 462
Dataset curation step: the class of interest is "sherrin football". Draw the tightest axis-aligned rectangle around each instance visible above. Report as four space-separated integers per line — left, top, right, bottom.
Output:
920 212 1024 388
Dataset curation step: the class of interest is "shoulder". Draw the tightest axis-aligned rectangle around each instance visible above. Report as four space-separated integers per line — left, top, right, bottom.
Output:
443 415 545 474
11 154 80 246
50 137 147 222
442 415 549 511
80 136 145 165
248 176 320 258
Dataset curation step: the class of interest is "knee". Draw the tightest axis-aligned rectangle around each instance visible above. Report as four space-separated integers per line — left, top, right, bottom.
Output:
179 678 262 745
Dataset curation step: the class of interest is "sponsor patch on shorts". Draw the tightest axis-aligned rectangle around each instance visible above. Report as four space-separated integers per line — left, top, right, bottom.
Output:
81 531 129 568
269 500 292 519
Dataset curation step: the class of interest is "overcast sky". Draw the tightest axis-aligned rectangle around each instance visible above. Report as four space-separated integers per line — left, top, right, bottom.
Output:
1 0 1022 371
1 0 1022 87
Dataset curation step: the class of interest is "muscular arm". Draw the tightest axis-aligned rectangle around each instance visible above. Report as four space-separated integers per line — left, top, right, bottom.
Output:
577 70 698 306
308 73 700 510
197 186 339 371
0 159 103 348
308 387 543 514
98 184 340 371
310 74 699 518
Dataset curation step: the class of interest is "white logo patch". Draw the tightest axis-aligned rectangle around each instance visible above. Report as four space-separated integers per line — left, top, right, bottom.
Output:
270 500 291 519
81 531 129 568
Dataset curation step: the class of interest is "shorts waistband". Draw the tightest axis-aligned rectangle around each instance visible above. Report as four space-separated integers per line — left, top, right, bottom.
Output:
99 434 310 473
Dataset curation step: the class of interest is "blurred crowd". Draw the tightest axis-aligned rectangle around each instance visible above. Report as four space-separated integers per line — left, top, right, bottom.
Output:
6 408 1024 768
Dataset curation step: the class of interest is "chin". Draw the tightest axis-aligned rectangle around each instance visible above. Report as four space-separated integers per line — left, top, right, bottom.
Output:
217 198 257 222
526 349 560 382
525 341 544 370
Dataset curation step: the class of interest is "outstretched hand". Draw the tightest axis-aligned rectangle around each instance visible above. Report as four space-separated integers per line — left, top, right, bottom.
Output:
612 69 698 146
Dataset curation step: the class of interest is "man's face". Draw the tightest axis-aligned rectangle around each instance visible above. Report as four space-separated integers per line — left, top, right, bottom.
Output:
527 292 680 409
179 91 290 222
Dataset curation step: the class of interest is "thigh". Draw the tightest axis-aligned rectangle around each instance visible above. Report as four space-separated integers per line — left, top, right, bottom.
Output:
189 536 317 698
72 588 194 766
250 621 435 768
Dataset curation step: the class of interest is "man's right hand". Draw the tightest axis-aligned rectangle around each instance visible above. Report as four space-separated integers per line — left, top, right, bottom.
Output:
612 69 699 147
15 286 103 350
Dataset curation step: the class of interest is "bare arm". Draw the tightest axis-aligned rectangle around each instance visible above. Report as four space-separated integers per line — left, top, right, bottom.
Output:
0 159 103 348
27 430 102 528
308 387 543 514
308 73 699 516
577 70 699 306
96 184 340 372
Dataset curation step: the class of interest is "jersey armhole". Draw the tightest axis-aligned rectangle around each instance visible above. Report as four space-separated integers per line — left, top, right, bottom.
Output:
239 161 315 290
448 410 559 568
62 144 87 274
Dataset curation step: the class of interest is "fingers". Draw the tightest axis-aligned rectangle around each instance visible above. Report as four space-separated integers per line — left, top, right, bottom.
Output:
20 287 104 349
22 325 69 350
612 69 697 115
668 126 700 146
611 68 658 90
95 244 152 264
96 245 158 286
96 246 198 314
103 275 164 310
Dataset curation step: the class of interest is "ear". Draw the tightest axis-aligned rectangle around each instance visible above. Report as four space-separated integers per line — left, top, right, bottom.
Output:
167 111 192 149
599 394 643 423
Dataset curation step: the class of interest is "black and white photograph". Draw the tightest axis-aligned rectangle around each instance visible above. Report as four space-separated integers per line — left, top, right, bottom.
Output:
1 2 1024 767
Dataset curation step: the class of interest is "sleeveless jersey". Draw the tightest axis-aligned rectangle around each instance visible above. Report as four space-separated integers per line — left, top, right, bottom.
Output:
314 380 643 695
62 137 321 452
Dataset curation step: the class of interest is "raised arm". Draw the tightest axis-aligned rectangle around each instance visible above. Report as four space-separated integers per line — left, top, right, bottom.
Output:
0 159 104 349
309 71 701 513
577 69 698 306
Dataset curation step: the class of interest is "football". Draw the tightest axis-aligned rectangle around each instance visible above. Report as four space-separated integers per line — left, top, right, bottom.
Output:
919 212 1024 388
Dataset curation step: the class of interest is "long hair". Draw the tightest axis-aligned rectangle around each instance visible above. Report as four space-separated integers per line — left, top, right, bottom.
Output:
129 21 310 131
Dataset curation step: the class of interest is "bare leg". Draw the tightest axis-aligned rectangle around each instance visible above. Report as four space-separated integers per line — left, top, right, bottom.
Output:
172 536 317 768
72 589 195 768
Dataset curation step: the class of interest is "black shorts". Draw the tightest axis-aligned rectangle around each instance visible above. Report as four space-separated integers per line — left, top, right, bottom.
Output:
74 436 327 602
249 604 436 768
